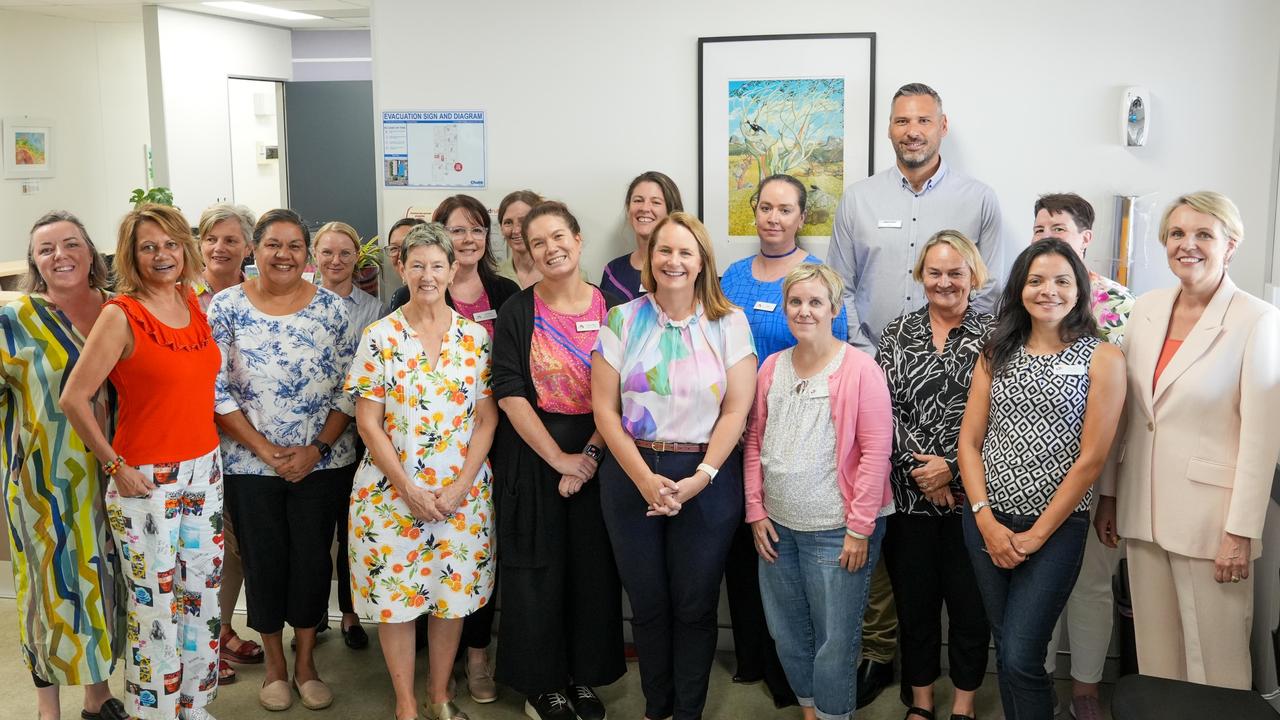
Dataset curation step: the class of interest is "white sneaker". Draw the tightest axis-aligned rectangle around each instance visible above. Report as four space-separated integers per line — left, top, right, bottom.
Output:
180 709 217 720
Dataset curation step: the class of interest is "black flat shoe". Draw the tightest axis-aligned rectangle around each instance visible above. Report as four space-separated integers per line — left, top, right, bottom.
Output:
81 698 129 720
903 708 934 720
342 623 369 649
856 659 895 709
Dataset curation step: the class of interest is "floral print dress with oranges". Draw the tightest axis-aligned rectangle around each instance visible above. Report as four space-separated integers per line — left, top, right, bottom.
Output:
344 308 495 622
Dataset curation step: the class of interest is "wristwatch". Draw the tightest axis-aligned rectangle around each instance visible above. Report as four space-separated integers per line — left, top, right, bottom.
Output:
310 439 332 460
583 444 603 463
970 500 991 515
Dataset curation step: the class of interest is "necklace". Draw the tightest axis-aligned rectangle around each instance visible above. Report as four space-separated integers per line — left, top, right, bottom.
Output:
760 244 800 259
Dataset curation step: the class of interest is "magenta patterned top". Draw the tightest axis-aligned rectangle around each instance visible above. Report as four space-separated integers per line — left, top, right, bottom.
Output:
453 292 495 336
531 289 606 415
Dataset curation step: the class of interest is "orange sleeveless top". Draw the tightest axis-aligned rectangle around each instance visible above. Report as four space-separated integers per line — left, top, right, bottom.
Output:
107 289 221 465
1153 337 1183 392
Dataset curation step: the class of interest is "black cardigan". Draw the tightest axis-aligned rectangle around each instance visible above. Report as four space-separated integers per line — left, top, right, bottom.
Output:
489 285 622 567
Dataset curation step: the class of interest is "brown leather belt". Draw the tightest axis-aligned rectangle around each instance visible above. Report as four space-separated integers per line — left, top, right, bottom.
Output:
634 439 708 453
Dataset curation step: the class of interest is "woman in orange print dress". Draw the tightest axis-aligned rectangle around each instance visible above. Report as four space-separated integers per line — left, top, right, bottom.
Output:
345 222 497 720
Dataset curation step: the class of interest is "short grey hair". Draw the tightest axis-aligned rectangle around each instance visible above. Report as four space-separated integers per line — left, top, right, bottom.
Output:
400 222 455 265
24 210 110 293
892 82 943 112
197 203 256 247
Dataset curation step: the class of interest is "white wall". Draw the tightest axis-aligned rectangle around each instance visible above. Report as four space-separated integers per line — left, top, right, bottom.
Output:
0 11 150 262
371 0 1280 297
144 6 291 217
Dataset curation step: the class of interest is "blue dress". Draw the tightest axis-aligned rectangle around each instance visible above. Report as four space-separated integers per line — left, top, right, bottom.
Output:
600 255 645 302
720 254 849 367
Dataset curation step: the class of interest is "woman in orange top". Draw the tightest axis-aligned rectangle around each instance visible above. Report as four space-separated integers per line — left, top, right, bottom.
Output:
61 203 223 720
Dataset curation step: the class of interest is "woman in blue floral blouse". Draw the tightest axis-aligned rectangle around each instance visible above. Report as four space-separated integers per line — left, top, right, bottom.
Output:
207 208 357 713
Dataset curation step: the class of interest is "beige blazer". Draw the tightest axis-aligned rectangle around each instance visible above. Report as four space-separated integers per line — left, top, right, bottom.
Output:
1100 277 1280 560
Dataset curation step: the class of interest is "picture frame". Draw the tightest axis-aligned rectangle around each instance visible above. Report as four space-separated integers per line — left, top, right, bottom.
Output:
698 33 875 263
3 117 54 179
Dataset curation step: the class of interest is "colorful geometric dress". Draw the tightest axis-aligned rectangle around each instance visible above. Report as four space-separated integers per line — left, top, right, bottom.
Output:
0 294 125 684
344 308 495 622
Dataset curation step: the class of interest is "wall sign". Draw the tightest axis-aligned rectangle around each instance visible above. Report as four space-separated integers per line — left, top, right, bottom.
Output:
382 110 486 189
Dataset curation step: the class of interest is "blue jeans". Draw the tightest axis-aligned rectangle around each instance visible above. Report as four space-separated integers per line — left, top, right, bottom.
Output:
599 448 743 720
962 508 1088 720
758 518 886 720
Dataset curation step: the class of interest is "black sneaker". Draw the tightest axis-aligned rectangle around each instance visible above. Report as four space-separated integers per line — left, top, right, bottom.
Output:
525 692 575 720
569 685 607 720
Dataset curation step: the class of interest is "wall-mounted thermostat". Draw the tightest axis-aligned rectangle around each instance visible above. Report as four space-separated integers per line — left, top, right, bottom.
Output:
256 143 280 164
1122 86 1150 147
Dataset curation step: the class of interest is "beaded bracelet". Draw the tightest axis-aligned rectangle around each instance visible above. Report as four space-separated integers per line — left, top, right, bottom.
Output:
103 456 125 476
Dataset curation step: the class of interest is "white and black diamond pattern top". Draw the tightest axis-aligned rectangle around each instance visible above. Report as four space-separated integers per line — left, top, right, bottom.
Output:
982 335 1101 515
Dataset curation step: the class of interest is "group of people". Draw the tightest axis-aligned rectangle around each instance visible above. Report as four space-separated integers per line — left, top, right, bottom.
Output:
5 80 1278 720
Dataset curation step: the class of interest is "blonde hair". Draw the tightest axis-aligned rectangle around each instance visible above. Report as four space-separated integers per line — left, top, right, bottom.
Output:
197 203 255 246
313 221 361 252
911 229 989 289
113 203 202 296
642 212 736 321
782 263 845 311
1159 191 1244 245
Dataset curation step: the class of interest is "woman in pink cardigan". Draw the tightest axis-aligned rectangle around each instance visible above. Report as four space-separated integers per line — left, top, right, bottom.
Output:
745 263 893 720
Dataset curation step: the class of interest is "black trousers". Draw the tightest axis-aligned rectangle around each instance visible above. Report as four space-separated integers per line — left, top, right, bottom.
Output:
883 512 990 692
496 478 625 694
225 466 352 634
725 522 797 704
330 462 356 615
600 448 743 720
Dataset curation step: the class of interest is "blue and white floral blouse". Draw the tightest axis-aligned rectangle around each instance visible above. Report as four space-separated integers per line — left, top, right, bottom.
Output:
208 285 358 474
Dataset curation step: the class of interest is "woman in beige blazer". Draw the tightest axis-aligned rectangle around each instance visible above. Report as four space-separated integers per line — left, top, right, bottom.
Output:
1096 191 1280 689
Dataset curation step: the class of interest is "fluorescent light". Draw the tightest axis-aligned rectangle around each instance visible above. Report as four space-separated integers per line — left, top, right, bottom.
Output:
203 2 324 21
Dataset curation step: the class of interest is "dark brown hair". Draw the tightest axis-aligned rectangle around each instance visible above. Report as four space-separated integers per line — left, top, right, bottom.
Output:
1034 193 1095 232
432 195 496 278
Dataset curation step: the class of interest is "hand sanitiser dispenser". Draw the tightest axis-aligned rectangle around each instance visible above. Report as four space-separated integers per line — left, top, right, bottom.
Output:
1122 87 1150 147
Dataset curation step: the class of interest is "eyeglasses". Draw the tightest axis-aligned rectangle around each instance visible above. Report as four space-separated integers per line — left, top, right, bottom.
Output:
446 226 488 240
316 249 356 262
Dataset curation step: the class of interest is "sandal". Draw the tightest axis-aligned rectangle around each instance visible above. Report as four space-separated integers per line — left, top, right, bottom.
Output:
218 659 238 685
904 709 936 720
220 628 264 664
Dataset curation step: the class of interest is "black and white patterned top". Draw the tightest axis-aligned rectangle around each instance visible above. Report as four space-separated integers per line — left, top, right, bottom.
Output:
982 335 1101 515
877 307 993 516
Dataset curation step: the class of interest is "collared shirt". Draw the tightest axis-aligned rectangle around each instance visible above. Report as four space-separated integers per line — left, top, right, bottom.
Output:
876 306 993 516
595 295 755 443
341 285 383 345
1089 271 1134 345
826 159 1008 355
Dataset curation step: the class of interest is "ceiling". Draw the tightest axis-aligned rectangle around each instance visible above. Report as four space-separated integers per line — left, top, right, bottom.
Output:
0 0 370 28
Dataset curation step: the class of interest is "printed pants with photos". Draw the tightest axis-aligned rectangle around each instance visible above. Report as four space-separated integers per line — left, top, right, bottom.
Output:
106 448 224 720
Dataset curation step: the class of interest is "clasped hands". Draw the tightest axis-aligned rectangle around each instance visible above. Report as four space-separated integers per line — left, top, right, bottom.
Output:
259 441 322 483
642 470 710 517
402 480 473 523
912 452 955 508
978 515 1046 569
552 451 598 499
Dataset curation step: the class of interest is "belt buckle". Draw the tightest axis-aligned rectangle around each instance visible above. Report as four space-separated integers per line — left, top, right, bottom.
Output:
653 440 667 453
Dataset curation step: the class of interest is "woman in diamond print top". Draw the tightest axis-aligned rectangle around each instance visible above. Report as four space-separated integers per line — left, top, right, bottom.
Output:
955 239 1125 720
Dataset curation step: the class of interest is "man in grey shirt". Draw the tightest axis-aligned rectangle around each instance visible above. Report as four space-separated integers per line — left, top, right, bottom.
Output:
828 82 1007 356
826 82 1008 710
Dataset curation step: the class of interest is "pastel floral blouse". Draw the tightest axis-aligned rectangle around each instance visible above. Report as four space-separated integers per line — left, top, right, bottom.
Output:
208 285 357 474
594 295 755 443
1089 271 1134 345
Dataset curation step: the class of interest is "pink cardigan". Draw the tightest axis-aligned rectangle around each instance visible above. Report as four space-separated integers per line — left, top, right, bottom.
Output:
743 346 894 537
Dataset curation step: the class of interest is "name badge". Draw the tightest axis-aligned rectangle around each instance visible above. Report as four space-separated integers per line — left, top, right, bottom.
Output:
1052 364 1088 376
878 220 903 229
575 320 600 332
472 309 498 322
753 301 777 312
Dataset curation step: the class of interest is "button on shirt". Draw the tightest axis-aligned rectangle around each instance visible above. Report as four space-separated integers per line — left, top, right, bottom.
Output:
826 160 1007 355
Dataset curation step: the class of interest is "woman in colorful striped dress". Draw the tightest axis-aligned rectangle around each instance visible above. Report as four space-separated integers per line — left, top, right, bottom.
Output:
2 211 127 720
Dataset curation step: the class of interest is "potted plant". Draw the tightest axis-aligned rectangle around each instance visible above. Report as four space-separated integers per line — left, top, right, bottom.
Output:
353 236 383 296
128 187 175 207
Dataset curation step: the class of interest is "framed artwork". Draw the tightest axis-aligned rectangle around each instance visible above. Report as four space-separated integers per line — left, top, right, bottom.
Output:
698 33 875 262
3 117 54 179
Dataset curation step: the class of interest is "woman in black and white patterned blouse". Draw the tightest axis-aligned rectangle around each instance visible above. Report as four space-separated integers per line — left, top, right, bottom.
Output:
956 239 1125 720
876 230 993 720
